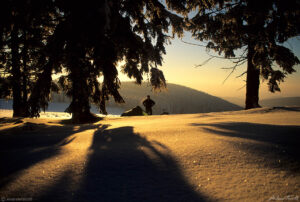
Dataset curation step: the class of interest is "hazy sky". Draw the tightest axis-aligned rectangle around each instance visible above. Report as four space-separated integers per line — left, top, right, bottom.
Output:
119 33 300 100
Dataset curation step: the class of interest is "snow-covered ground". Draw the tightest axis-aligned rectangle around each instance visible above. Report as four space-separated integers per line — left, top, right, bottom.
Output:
0 99 124 116
0 107 299 201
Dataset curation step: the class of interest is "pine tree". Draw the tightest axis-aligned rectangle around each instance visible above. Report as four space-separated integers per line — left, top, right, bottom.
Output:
0 0 57 117
186 0 300 109
28 0 185 122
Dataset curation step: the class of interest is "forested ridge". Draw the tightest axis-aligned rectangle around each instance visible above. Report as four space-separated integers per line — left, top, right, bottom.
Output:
51 82 242 114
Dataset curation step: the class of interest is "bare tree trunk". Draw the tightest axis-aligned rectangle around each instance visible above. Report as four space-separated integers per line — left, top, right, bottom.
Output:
245 43 261 109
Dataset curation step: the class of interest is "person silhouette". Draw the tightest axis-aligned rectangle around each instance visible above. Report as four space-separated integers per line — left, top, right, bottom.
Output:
142 95 155 115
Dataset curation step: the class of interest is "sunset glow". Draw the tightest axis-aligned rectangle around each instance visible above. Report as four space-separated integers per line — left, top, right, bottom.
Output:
119 35 300 100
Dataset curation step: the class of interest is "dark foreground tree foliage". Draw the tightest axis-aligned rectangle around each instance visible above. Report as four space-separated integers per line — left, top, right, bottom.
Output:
185 0 300 109
0 0 58 117
1 0 184 122
2 1 299 121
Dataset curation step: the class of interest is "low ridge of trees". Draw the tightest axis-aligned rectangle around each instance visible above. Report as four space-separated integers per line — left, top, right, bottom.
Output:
49 82 242 114
107 82 242 114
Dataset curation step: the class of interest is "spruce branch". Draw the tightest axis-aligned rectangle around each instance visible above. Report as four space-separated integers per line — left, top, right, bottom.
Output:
222 60 247 84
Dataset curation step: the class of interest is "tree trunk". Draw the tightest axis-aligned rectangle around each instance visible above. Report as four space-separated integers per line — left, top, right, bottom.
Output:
11 24 22 117
28 60 53 117
70 79 98 123
68 46 97 123
245 43 261 109
21 31 29 117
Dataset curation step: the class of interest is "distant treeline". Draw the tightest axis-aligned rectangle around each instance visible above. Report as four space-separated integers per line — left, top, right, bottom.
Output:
51 82 242 115
224 96 300 108
260 97 300 107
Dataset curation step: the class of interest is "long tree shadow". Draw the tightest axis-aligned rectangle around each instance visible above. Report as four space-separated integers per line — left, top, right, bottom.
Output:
191 122 300 173
39 126 206 202
0 119 101 189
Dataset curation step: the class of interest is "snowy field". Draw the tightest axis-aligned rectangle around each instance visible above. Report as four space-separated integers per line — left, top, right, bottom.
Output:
0 107 299 201
0 99 123 116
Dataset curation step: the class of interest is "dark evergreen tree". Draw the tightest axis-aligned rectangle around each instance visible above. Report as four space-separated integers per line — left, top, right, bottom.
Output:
185 0 300 109
0 0 57 117
28 0 185 122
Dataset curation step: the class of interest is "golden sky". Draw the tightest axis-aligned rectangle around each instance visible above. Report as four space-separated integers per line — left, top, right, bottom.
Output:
119 34 300 100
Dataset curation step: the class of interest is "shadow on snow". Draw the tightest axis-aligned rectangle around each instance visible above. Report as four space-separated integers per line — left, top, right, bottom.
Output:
191 122 300 173
0 118 101 190
39 126 206 201
0 118 206 201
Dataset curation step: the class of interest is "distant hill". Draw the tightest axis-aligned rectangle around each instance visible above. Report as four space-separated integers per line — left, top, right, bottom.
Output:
260 97 300 107
222 97 244 107
106 82 242 114
51 82 242 115
222 96 300 108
